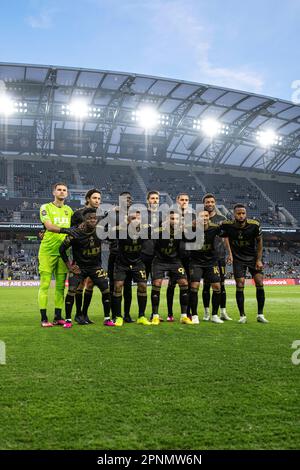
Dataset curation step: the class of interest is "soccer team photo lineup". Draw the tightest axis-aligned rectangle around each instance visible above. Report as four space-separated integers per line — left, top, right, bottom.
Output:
37 185 269 328
1 6 300 451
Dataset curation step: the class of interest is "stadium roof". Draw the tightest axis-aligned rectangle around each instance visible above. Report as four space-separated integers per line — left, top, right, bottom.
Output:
1 62 300 175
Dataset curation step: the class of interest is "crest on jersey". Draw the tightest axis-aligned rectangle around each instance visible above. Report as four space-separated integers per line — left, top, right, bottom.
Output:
89 237 95 247
41 210 47 216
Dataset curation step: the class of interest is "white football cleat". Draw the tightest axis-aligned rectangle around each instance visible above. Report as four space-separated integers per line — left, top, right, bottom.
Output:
211 315 224 324
238 316 247 324
257 314 269 324
203 311 210 321
220 312 232 321
192 315 200 324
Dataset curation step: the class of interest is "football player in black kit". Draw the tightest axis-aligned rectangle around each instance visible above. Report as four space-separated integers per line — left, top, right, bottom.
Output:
189 210 228 324
59 208 114 328
110 211 150 326
166 193 192 322
107 192 134 323
71 188 102 324
151 211 193 325
141 191 164 322
220 204 269 324
202 193 232 322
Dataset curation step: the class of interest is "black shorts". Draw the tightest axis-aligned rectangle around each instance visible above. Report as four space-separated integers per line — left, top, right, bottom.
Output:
218 258 226 283
152 259 187 282
233 260 263 279
168 257 190 286
141 255 153 281
190 263 221 283
114 261 147 283
69 266 109 292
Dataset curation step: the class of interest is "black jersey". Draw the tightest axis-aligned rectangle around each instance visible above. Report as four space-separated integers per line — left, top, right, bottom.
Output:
209 213 227 260
141 209 162 259
154 226 182 262
59 227 102 269
71 207 85 227
219 219 262 263
117 233 144 265
190 223 221 266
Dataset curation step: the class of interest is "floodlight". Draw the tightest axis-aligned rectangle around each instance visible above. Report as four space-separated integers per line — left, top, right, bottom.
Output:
202 118 221 137
68 100 89 118
132 107 159 129
193 118 229 137
61 103 102 119
0 95 15 116
256 130 282 147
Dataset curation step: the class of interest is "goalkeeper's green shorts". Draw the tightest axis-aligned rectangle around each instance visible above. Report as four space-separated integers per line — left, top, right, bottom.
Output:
38 254 68 275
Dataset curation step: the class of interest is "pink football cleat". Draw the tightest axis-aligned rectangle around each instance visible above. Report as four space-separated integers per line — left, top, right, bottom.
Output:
63 321 72 328
41 321 53 328
167 316 174 322
103 319 115 327
53 319 66 326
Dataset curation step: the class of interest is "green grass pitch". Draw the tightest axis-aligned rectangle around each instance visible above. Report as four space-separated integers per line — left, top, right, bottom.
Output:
0 285 299 450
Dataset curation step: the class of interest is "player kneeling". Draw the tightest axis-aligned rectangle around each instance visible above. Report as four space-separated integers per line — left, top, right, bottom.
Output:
59 208 114 327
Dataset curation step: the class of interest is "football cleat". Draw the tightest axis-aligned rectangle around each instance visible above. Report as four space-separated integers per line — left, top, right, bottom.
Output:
63 321 72 328
220 312 232 321
84 316 94 324
124 316 135 323
238 316 247 324
136 316 152 326
257 314 269 324
180 316 194 325
41 321 53 328
74 314 81 323
151 316 160 325
211 315 224 324
192 315 200 324
203 312 210 321
167 316 174 322
113 317 123 327
52 319 66 326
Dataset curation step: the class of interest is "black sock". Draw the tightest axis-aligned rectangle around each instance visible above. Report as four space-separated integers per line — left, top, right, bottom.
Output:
167 285 175 316
236 287 245 316
179 286 189 314
220 283 226 309
256 286 265 315
189 288 198 316
112 293 122 321
54 308 62 320
212 290 221 316
202 282 210 309
186 286 191 317
102 291 111 319
82 289 93 317
151 286 161 315
40 309 47 322
75 289 83 316
65 294 75 320
137 291 147 317
123 278 132 318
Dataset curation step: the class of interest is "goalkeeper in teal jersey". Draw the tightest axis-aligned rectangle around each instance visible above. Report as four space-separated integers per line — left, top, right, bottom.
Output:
38 182 73 327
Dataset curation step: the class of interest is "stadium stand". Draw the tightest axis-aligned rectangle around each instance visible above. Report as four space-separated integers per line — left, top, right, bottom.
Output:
14 159 76 197
77 162 144 202
252 179 300 224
